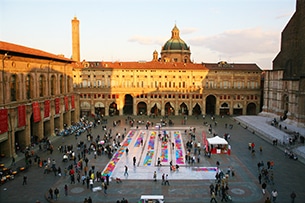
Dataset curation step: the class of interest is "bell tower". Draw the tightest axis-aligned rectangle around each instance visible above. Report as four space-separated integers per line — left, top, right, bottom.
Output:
71 16 80 62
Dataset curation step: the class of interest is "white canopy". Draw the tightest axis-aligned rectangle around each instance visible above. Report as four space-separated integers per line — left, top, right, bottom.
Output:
207 136 228 145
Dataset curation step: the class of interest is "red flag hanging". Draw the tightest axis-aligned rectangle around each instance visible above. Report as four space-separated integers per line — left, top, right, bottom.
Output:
44 100 50 118
32 102 41 122
64 96 69 112
71 95 75 109
0 109 8 134
55 98 60 114
18 105 26 127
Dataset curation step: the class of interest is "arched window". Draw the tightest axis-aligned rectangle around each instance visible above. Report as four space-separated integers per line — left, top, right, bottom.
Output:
26 74 33 99
60 75 64 94
39 75 44 97
51 75 56 95
10 74 17 101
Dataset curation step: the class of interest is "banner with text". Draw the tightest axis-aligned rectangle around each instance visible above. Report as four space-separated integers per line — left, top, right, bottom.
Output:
55 98 60 114
18 105 26 127
0 109 8 134
44 100 50 118
71 95 75 109
32 102 41 122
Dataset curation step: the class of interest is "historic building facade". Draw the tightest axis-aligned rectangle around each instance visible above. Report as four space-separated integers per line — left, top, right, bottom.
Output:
73 24 262 118
262 0 305 127
0 41 79 158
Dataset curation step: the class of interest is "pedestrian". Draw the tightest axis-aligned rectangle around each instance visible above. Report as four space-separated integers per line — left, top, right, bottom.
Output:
49 188 53 199
124 165 128 176
102 182 107 194
262 182 267 195
264 197 271 203
88 196 92 203
271 189 278 202
290 191 296 203
89 178 93 191
258 173 262 184
210 191 217 203
125 148 129 155
133 156 136 166
161 173 165 185
64 184 68 196
153 171 157 181
11 157 16 166
22 175 27 185
164 174 170 185
54 188 59 200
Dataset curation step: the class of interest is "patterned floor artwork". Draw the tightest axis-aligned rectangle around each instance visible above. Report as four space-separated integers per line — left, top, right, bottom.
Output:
103 129 217 180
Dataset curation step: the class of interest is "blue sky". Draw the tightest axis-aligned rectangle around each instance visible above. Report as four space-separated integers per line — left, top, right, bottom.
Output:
0 0 296 69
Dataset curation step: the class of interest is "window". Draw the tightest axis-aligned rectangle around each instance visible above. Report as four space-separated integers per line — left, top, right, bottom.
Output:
39 75 44 97
26 74 32 99
51 75 56 95
10 74 17 101
60 75 64 94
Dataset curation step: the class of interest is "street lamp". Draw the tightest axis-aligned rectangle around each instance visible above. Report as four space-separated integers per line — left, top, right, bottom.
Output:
2 53 12 105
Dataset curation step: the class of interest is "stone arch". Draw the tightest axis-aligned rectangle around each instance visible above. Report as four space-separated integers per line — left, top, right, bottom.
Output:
137 101 147 115
246 102 257 115
192 103 202 116
205 95 216 115
220 102 230 116
165 102 175 116
123 94 133 115
179 102 188 115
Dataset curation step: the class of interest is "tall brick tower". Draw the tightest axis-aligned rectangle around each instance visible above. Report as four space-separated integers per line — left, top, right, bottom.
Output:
71 16 80 62
273 0 305 79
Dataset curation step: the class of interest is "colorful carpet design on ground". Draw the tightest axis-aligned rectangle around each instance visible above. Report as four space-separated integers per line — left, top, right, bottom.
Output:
102 130 135 176
134 131 144 147
191 167 218 172
174 131 184 164
143 131 156 166
160 141 168 163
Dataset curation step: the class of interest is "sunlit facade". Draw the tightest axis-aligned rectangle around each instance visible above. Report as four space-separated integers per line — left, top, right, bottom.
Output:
0 41 79 158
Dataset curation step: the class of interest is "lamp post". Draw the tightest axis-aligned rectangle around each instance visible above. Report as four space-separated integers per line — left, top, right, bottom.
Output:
2 53 11 105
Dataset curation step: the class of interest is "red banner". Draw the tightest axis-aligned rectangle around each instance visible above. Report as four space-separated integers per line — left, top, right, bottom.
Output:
202 131 209 152
64 96 69 112
44 100 50 118
55 98 60 114
0 109 8 134
32 102 41 122
18 105 26 127
71 95 75 109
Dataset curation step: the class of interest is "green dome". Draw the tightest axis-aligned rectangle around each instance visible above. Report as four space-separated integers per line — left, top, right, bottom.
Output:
161 25 190 51
162 39 189 51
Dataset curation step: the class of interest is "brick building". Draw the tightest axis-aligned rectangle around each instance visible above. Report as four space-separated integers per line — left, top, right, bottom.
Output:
0 42 79 158
263 0 305 127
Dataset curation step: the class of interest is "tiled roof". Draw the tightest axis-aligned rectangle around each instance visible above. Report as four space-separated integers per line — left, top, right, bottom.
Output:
0 41 72 62
85 61 262 71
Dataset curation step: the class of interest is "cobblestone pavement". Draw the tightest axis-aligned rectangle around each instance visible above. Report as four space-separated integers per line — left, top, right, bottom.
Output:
0 115 304 203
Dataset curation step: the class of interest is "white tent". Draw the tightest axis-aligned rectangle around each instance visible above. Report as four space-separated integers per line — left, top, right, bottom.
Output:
207 136 228 145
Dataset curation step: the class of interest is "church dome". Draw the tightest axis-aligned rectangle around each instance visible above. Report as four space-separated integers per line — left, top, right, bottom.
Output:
160 25 191 63
162 25 190 51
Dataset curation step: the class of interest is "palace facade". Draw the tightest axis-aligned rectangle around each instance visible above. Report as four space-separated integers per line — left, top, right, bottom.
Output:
262 0 305 127
0 41 79 158
73 22 262 118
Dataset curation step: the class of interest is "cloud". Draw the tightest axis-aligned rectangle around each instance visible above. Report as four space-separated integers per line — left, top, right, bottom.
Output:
180 27 198 35
128 35 165 45
188 27 280 56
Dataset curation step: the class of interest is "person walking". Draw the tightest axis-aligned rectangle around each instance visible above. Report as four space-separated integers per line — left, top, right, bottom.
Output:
264 197 271 203
64 184 68 196
153 171 157 181
133 156 136 166
271 189 278 202
262 182 267 195
210 191 217 203
22 175 27 185
54 188 59 200
161 173 165 185
164 174 170 185
48 188 53 199
124 165 128 176
290 191 296 203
